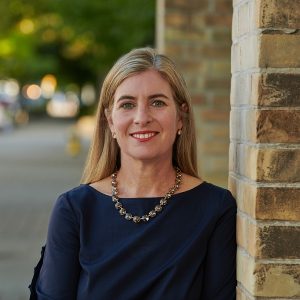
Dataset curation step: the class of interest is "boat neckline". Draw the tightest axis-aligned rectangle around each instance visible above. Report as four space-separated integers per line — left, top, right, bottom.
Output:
83 181 208 200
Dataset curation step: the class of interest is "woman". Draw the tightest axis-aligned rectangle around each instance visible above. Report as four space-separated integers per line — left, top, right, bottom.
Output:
30 47 236 299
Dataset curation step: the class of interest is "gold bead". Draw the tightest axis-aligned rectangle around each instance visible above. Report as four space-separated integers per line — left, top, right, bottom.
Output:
149 210 156 217
133 216 141 223
119 208 126 215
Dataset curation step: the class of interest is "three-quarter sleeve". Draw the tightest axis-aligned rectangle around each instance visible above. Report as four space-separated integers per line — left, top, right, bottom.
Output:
36 193 81 299
200 190 237 300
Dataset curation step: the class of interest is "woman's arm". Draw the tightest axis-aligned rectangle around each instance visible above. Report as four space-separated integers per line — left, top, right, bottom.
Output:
201 190 237 300
36 193 81 299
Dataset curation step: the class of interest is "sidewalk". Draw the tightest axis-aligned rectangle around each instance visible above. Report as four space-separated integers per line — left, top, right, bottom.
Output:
0 119 89 299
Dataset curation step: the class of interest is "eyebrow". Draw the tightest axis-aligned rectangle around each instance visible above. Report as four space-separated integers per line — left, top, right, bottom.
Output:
117 93 170 102
117 95 135 102
149 93 169 100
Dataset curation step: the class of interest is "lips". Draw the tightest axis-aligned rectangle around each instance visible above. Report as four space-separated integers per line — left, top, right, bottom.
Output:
130 131 158 141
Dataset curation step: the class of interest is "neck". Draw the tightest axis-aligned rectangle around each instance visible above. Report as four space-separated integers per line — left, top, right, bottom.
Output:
116 159 177 198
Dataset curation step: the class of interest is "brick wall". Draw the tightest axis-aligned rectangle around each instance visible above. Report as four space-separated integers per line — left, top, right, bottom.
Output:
156 0 232 186
230 0 300 298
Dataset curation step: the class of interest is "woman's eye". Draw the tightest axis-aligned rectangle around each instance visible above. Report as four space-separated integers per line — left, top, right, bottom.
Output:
120 102 134 109
152 100 166 107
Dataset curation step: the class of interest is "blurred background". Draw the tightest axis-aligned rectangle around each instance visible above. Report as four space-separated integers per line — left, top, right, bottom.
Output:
0 0 155 298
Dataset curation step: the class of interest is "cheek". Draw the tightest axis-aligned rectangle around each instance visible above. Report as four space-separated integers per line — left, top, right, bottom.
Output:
162 111 181 131
111 113 130 133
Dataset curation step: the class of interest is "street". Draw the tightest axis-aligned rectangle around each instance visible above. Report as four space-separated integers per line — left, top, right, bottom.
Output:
0 119 89 299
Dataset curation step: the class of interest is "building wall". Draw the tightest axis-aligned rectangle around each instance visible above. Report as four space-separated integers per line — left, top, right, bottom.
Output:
230 0 300 298
156 0 233 186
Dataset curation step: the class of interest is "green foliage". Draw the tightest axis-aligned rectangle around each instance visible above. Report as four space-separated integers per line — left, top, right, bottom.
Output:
0 0 155 87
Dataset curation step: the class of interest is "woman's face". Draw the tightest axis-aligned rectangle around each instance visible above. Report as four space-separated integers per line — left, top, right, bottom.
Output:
107 69 182 164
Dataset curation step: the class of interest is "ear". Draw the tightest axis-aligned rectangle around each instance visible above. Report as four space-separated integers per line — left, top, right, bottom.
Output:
105 108 114 132
181 102 188 113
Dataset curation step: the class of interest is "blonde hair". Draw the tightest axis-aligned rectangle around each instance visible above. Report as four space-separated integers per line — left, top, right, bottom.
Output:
81 47 198 183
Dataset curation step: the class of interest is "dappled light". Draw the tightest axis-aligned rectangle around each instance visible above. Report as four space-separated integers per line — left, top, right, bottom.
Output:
23 84 42 100
19 18 35 34
41 74 57 98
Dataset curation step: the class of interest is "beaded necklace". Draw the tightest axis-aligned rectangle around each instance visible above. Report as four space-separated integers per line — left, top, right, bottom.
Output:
111 167 182 223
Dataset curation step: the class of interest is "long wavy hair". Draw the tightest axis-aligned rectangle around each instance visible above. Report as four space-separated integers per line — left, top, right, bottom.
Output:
81 47 198 183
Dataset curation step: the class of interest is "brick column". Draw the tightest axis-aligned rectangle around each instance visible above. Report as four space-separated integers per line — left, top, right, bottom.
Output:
230 0 300 298
156 0 233 186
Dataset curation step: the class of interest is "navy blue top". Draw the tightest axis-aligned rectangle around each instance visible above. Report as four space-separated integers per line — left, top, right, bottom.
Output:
36 182 237 300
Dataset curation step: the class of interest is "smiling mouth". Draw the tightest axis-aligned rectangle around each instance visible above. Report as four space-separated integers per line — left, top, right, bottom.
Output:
130 132 158 141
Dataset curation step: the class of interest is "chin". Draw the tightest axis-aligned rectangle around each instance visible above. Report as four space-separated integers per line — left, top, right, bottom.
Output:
130 154 161 161
123 150 171 163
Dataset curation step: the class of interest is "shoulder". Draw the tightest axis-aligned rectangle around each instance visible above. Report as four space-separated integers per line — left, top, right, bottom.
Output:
202 182 237 216
48 184 113 233
186 182 237 232
181 177 236 215
53 183 108 214
61 184 97 201
181 173 234 202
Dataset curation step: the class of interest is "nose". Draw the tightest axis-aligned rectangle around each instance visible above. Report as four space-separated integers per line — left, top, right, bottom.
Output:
134 105 152 126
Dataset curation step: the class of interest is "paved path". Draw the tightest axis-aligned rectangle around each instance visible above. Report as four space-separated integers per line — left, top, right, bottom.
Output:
0 119 88 300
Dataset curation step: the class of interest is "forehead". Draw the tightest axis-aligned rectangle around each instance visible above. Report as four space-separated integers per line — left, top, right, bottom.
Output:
114 69 173 98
